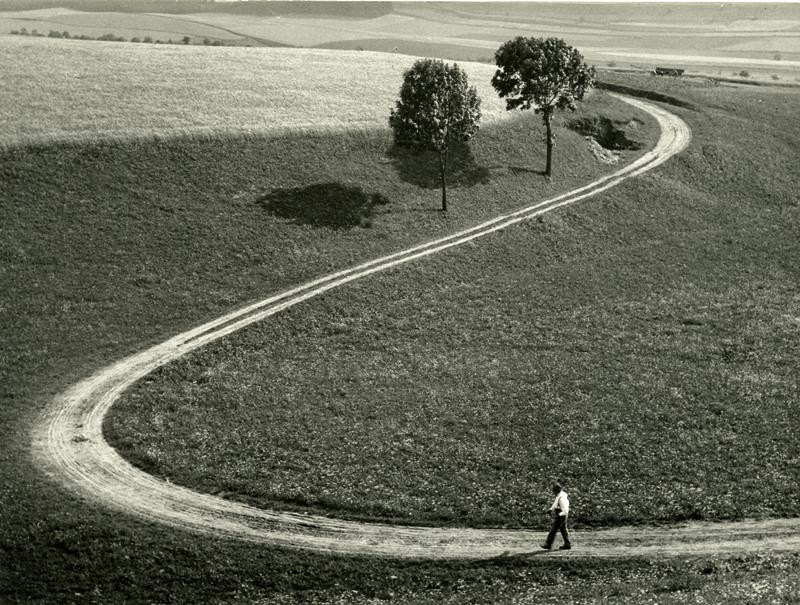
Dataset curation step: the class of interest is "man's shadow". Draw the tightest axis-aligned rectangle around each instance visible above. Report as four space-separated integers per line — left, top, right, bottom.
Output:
388 142 490 190
257 183 389 229
491 549 551 561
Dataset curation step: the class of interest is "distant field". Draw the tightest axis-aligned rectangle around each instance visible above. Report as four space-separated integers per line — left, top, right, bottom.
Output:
135 5 800 73
0 36 505 147
0 7 251 43
3 3 799 81
319 37 496 63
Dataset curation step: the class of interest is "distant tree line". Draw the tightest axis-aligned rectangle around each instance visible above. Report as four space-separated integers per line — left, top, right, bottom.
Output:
0 0 391 18
9 28 235 46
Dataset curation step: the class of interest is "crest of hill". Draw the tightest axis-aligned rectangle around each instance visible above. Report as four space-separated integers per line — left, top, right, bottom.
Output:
0 39 505 148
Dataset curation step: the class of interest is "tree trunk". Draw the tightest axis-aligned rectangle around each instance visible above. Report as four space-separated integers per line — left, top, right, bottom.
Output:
544 112 553 177
438 149 448 212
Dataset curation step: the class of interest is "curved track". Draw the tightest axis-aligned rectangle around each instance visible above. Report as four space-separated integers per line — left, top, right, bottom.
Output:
35 94 799 560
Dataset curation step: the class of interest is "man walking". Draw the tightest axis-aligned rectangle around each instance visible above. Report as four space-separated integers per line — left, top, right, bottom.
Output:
541 482 571 550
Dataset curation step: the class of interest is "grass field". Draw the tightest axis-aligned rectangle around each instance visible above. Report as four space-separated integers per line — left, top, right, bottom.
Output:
0 38 673 598
2 31 800 602
0 36 505 148
102 77 800 530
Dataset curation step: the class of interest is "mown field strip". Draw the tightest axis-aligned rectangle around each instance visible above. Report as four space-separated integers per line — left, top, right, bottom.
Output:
39 94 799 562
0 39 504 148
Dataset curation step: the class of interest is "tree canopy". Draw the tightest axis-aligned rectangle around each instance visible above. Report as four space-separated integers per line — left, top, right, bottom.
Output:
389 58 481 211
492 37 595 176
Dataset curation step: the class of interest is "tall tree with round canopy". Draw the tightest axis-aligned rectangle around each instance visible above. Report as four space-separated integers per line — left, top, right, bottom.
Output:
492 37 595 177
390 58 481 211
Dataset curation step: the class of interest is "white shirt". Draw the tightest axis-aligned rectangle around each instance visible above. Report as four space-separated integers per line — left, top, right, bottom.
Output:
550 490 570 516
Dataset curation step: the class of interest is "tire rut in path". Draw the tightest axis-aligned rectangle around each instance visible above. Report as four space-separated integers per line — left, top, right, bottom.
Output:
35 94 800 560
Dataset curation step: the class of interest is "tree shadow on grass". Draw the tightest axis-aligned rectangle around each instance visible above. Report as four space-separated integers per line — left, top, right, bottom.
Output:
508 166 548 177
257 183 389 229
389 142 490 190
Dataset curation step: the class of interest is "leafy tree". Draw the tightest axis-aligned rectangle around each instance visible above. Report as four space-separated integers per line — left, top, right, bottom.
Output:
492 37 595 177
182 36 191 45
389 58 481 211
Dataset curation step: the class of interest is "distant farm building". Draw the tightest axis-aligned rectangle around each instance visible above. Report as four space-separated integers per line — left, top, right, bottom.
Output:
652 67 685 77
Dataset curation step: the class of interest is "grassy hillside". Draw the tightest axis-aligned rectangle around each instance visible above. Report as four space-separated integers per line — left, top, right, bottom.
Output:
103 79 800 529
0 53 670 598
1 90 648 405
0 37 505 148
1 41 799 602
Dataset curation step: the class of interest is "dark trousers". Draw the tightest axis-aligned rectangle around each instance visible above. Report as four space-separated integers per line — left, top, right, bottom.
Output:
545 512 570 548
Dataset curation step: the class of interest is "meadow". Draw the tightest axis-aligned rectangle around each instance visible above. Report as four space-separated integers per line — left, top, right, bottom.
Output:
0 36 505 148
104 76 800 530
1 31 799 603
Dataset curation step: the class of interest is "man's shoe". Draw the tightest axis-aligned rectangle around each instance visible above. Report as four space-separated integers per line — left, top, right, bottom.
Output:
540 544 551 550
558 545 572 550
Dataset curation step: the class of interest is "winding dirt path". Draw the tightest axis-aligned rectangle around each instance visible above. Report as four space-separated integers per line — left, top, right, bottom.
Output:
33 95 800 559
